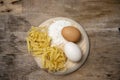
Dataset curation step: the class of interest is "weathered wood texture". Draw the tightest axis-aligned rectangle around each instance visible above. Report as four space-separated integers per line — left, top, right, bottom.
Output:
0 0 120 80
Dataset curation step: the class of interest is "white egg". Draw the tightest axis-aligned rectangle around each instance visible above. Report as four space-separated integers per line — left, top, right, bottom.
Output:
64 42 82 62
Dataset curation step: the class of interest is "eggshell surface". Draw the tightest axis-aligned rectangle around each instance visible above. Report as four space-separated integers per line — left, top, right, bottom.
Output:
62 26 81 42
64 42 82 62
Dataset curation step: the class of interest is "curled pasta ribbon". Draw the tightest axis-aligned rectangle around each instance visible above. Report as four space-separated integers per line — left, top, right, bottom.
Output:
26 26 51 55
26 26 67 72
41 47 67 72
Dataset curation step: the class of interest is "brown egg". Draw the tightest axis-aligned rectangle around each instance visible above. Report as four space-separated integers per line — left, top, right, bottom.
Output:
62 26 81 42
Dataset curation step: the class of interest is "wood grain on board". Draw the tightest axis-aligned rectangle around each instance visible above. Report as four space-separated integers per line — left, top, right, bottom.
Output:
0 0 120 80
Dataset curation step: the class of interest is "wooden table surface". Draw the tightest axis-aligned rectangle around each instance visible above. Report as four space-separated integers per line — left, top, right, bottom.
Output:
0 0 120 80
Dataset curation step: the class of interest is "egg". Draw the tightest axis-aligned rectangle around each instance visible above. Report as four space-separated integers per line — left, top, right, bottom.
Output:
64 42 82 62
62 26 81 42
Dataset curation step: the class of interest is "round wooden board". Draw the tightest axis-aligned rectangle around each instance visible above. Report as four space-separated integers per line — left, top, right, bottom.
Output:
34 17 90 75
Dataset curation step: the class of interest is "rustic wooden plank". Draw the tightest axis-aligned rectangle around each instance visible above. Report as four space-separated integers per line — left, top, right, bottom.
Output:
22 0 120 28
0 0 120 80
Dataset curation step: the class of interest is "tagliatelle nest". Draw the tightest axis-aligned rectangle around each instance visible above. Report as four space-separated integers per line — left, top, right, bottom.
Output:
26 26 67 72
41 47 67 72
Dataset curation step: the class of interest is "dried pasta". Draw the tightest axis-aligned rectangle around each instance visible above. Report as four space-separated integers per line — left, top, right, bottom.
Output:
26 26 51 55
41 47 67 72
26 26 67 72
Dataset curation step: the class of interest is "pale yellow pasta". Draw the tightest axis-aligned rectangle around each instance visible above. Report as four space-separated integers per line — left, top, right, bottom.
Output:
26 26 67 72
26 26 51 56
41 47 67 72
